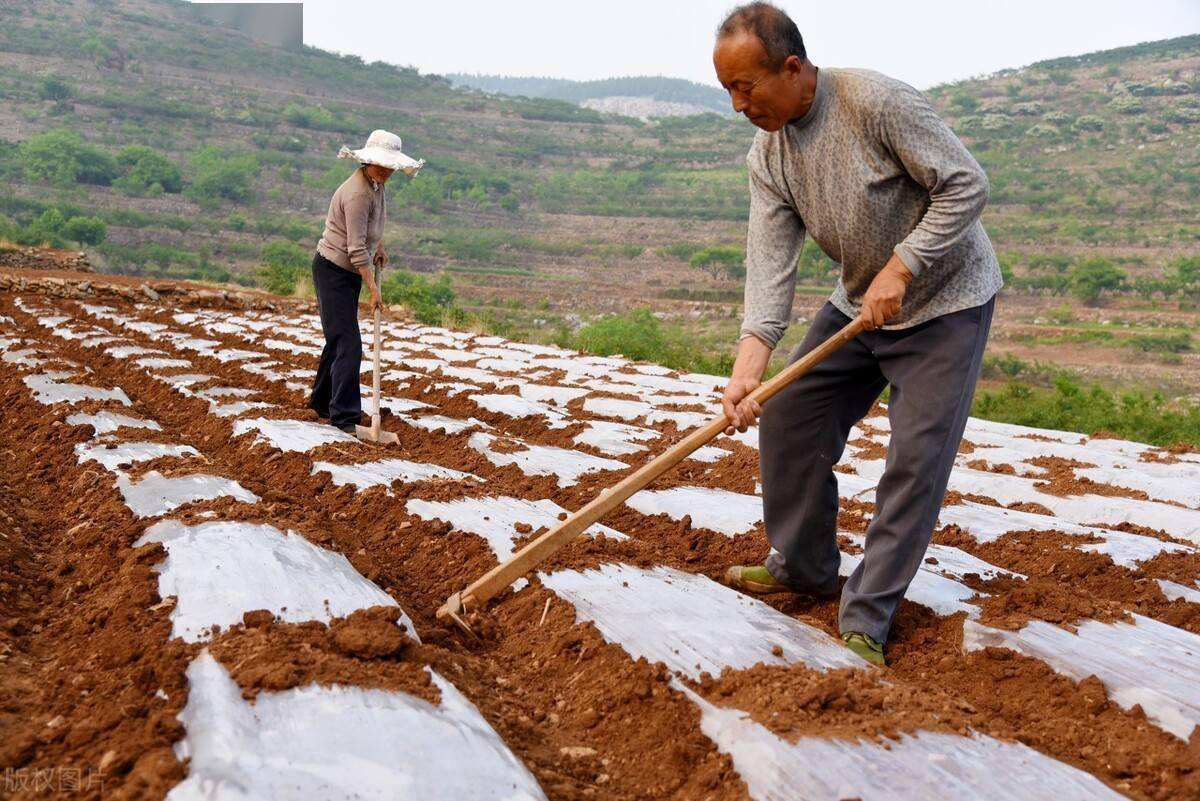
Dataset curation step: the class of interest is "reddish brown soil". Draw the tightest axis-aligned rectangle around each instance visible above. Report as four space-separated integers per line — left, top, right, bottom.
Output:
1029 455 1152 501
2 282 1199 800
934 525 1200 634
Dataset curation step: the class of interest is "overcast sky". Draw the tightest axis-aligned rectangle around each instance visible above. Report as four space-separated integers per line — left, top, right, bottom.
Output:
201 1 1200 90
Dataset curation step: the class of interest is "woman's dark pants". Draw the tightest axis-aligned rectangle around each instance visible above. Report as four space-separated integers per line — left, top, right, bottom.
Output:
308 253 362 429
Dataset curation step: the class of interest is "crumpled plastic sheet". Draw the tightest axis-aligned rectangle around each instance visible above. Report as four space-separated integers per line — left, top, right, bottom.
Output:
936 501 1194 568
65 411 161 435
75 441 199 470
572 420 658 456
517 383 589 407
169 652 545 800
541 564 864 679
680 682 1124 801
402 413 490 435
963 614 1200 740
838 550 981 617
1157 578 1200 604
115 471 260 518
23 373 131 406
135 519 417 643
625 486 764 537
469 393 572 428
313 457 478 491
407 495 625 563
467 433 626 487
852 458 1200 540
232 417 359 453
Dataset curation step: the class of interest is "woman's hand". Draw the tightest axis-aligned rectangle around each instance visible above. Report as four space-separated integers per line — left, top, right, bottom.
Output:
858 254 912 330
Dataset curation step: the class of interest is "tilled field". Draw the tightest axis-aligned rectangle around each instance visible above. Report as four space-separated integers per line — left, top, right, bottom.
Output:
1 279 1198 800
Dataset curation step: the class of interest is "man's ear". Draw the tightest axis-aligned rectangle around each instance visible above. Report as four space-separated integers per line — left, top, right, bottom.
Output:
783 55 805 80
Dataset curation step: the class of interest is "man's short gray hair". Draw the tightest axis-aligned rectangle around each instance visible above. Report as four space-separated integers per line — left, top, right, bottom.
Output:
716 2 807 70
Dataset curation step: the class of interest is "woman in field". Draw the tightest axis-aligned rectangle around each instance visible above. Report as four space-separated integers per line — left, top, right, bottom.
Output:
309 130 423 432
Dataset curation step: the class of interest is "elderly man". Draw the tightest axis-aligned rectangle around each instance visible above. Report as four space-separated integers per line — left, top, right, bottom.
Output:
714 3 1001 665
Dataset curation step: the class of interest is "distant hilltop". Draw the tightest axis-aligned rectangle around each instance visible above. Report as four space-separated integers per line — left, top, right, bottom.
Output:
446 73 730 119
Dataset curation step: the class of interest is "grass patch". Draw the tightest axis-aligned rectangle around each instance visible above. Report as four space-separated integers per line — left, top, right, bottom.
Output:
974 377 1200 447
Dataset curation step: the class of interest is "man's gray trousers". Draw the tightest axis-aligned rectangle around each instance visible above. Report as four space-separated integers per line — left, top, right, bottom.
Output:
760 297 995 643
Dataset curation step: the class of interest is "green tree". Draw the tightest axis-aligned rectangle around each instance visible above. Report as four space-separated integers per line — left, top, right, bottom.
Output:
38 75 73 102
1069 257 1125 304
689 245 745 279
23 208 67 246
259 240 309 295
185 146 260 203
114 145 182 194
62 216 106 246
572 308 666 362
1170 254 1200 294
283 102 335 129
19 130 117 186
381 270 457 324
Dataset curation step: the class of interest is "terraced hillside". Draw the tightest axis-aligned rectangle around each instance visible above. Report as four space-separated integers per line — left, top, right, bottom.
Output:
0 2 1197 411
1 267 1199 799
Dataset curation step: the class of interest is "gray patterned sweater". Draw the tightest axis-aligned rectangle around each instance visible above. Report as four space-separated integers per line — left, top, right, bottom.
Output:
741 67 1002 347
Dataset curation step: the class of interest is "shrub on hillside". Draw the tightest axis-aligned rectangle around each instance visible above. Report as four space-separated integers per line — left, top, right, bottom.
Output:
381 270 457 324
689 245 745 279
38 75 73 102
19 129 117 187
1108 95 1144 114
1128 333 1191 353
259 240 309 295
185 146 260 204
572 309 666 363
114 145 182 195
1171 255 1200 294
567 309 734 375
14 207 106 247
61 215 106 246
1069 257 1125 304
283 102 336 130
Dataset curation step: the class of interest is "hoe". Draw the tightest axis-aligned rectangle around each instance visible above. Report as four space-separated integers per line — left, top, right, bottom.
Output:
437 317 867 634
356 263 399 446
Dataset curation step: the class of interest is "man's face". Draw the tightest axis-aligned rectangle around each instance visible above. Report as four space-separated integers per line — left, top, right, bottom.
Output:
713 31 801 132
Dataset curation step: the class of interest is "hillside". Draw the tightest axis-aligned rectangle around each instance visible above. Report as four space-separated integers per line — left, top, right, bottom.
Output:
446 73 731 117
0 0 1197 400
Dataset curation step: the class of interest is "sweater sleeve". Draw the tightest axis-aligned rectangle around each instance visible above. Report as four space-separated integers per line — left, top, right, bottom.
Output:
883 86 989 277
740 152 806 348
343 189 372 271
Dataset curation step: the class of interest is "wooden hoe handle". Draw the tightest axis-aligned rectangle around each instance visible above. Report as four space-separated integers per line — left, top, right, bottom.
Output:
437 317 868 626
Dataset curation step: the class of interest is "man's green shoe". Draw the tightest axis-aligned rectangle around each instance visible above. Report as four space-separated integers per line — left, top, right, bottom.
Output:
842 632 885 666
724 565 790 594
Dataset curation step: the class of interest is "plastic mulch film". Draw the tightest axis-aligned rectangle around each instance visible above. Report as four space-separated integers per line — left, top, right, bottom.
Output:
541 564 865 680
679 682 1123 801
170 652 545 801
963 614 1200 740
135 519 417 644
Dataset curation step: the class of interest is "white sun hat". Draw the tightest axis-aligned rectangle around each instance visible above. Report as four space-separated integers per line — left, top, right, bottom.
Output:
337 129 425 176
